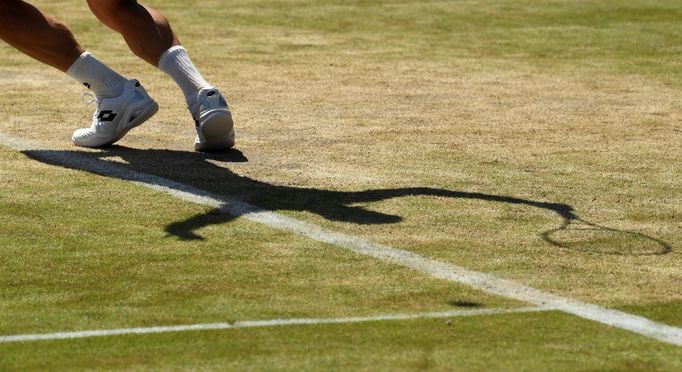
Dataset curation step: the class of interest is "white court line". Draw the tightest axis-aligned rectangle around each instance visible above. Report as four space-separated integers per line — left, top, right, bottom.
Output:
0 307 545 343
1 133 681 347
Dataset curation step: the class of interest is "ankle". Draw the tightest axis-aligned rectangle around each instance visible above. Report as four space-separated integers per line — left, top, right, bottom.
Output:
66 52 127 98
158 46 212 105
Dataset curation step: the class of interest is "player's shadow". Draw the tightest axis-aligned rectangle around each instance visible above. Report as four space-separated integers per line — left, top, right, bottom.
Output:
22 146 671 256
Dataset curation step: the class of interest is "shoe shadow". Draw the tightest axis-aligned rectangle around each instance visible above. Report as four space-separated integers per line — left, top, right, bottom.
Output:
22 146 671 256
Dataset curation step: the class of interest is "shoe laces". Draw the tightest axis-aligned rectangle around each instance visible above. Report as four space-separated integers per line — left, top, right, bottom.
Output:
80 93 102 128
81 92 100 108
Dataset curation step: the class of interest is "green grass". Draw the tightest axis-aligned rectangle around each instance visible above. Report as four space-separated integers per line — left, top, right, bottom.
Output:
1 0 681 369
619 300 682 328
0 148 518 336
2 312 681 371
164 0 682 83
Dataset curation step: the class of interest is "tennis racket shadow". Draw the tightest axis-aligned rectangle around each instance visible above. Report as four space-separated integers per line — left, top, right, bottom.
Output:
355 188 672 256
542 217 671 256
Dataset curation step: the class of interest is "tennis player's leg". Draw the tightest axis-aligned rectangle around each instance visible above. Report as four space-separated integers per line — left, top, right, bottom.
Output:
0 0 82 71
87 0 235 151
0 0 158 147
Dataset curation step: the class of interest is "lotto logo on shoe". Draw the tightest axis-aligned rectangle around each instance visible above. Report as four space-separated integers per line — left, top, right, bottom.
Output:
97 110 118 122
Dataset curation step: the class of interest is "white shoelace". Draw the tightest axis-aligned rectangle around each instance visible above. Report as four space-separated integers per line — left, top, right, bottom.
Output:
81 92 99 108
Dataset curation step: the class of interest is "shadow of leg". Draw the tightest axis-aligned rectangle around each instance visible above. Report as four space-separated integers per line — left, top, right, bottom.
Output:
165 208 237 241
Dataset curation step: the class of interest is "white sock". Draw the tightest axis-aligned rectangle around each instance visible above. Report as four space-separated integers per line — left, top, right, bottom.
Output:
158 46 212 107
66 52 127 98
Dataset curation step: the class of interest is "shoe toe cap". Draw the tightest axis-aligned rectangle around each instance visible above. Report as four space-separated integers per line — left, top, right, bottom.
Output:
72 128 100 147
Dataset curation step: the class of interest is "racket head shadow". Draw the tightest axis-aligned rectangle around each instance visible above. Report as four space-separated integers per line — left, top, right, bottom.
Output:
542 220 671 256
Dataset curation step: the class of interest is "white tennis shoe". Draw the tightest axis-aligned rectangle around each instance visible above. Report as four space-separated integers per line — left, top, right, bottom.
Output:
191 88 235 151
72 79 158 148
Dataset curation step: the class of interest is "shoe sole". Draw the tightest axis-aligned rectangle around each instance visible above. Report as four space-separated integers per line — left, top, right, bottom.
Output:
194 110 235 151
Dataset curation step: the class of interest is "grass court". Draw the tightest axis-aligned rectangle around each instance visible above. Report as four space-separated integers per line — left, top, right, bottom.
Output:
1 0 681 370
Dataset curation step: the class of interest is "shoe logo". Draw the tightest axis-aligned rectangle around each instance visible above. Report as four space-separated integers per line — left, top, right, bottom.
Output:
98 110 118 122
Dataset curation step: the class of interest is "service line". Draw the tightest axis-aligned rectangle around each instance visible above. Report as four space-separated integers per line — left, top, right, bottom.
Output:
0 307 545 343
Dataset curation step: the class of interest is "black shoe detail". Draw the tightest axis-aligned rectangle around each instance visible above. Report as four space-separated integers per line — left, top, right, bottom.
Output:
207 91 216 97
135 81 141 87
98 110 118 122
83 82 91 89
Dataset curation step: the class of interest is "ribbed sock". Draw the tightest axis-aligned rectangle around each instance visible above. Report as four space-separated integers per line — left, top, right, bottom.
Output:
66 52 127 98
158 46 212 107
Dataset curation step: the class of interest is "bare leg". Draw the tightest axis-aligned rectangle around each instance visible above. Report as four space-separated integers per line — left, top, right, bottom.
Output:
0 0 83 72
86 0 180 66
